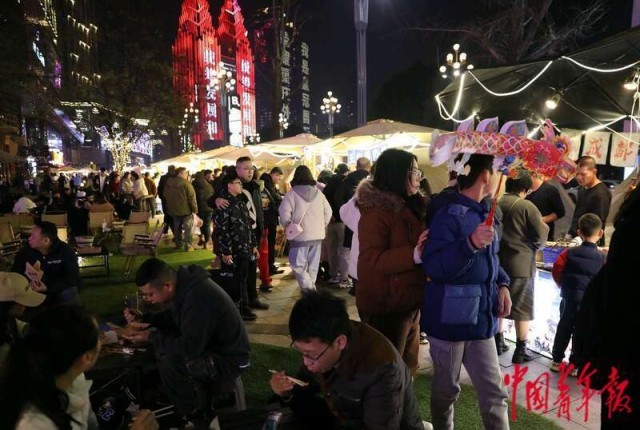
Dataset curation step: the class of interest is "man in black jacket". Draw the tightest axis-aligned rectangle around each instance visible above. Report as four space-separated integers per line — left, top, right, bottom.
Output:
12 221 80 308
157 165 176 234
322 163 350 286
212 157 269 312
124 258 251 425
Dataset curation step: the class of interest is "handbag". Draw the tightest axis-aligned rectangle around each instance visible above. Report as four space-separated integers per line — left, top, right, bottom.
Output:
285 199 311 241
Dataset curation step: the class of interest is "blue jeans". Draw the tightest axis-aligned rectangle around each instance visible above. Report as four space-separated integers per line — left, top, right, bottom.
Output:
427 336 509 430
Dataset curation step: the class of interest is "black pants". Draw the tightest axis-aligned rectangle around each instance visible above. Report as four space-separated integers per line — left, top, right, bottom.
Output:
218 255 249 306
155 345 243 416
267 224 277 272
246 257 258 302
551 299 580 364
198 210 213 244
161 199 173 233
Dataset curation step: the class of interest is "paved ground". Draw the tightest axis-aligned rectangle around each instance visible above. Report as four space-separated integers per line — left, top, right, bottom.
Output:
247 259 601 430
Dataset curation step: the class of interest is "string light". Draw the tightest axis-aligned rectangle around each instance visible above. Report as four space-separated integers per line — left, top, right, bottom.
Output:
560 56 640 73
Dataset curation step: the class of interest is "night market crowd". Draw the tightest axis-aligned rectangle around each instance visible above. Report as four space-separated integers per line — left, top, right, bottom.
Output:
0 150 636 430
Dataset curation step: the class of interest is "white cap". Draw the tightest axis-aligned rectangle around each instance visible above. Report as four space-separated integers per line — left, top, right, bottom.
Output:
0 272 46 307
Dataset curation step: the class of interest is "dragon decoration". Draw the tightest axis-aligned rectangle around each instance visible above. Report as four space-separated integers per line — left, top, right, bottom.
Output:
429 117 577 183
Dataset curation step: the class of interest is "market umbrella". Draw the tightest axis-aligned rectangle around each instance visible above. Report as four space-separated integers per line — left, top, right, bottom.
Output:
436 27 640 131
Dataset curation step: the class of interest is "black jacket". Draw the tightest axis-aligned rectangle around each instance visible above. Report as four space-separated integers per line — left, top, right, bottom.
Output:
192 175 214 214
213 179 265 241
323 174 346 222
212 191 256 257
559 242 605 302
12 239 80 305
147 265 251 365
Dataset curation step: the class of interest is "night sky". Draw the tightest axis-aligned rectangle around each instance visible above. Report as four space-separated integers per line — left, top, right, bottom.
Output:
146 0 633 126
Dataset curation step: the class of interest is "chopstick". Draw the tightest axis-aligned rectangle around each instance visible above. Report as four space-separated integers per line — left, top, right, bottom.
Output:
268 369 309 387
151 405 174 415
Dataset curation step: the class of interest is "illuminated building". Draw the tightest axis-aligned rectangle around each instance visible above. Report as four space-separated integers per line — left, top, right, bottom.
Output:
173 0 257 149
251 8 311 138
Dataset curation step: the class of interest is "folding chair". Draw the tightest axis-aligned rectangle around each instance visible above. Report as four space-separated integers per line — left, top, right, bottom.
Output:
121 221 164 276
42 212 68 227
128 211 150 225
0 223 22 268
88 211 115 233
120 223 150 248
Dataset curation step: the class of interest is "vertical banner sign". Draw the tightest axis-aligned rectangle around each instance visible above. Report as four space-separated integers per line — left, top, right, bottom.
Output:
228 93 243 147
568 134 582 161
610 133 639 167
581 131 610 165
204 48 218 139
301 42 310 132
281 31 291 122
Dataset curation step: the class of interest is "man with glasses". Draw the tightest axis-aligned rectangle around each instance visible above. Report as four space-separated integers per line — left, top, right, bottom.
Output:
269 291 430 430
212 172 259 321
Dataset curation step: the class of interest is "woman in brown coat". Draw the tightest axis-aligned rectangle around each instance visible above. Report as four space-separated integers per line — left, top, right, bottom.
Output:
356 148 428 374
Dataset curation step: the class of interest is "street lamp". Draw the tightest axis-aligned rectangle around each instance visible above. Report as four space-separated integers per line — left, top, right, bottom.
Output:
321 91 341 138
179 102 199 152
207 61 236 146
245 133 261 145
439 43 474 79
354 0 368 127
278 112 289 139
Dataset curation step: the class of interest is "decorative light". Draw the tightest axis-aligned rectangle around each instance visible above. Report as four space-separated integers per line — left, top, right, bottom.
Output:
321 90 341 137
545 94 561 110
440 43 473 80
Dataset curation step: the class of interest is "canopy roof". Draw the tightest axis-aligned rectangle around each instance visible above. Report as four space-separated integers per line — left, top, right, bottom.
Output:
437 27 640 131
306 119 437 156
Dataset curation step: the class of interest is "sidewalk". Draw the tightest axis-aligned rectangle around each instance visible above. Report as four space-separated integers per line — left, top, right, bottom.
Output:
246 261 601 430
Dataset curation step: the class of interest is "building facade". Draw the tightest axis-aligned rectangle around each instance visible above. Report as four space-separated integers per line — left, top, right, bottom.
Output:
173 0 257 150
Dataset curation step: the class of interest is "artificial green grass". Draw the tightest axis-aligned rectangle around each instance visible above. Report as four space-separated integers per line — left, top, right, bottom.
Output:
79 247 214 316
244 343 562 430
80 248 561 428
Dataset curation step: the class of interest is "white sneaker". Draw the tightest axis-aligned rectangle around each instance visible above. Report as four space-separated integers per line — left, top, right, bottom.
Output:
549 361 563 372
422 421 433 430
338 279 352 289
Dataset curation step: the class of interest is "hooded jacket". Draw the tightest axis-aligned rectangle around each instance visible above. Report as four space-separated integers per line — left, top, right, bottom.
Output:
355 180 425 315
147 265 250 366
163 175 197 217
421 192 510 342
279 185 332 246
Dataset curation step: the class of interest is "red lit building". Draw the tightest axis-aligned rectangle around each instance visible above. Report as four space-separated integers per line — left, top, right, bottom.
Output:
173 0 256 149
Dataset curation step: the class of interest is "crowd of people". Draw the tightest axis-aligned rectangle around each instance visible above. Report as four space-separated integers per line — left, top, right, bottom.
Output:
0 150 635 429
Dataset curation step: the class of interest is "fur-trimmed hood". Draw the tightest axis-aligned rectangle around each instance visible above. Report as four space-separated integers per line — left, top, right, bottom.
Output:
355 179 406 212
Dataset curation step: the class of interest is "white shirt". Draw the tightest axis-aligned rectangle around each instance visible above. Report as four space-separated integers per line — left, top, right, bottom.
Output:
16 374 93 430
13 197 36 214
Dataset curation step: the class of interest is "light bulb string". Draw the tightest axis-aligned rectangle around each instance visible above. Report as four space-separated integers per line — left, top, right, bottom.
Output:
561 57 640 73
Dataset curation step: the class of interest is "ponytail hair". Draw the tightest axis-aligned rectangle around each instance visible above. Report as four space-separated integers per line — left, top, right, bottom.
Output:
0 304 99 430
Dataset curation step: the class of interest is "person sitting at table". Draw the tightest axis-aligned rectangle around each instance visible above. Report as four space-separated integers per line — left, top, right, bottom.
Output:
0 272 45 365
86 192 115 214
123 258 251 428
12 194 36 214
269 291 430 430
0 303 159 430
12 221 80 309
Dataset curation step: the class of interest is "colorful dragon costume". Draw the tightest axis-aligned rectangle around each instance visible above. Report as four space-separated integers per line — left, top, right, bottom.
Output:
430 118 577 183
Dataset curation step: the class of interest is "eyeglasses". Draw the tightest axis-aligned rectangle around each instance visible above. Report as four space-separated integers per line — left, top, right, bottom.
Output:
409 168 424 179
290 340 332 361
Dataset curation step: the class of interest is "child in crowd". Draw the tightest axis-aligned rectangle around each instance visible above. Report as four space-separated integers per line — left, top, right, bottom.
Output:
550 213 606 374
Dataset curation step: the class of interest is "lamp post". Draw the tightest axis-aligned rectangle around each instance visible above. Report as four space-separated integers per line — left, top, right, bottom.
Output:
179 102 199 152
439 43 473 80
321 91 341 138
245 133 261 145
278 112 289 139
207 61 236 146
354 0 368 127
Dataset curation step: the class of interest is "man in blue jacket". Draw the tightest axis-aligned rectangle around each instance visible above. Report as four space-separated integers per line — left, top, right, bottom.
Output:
421 154 512 430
